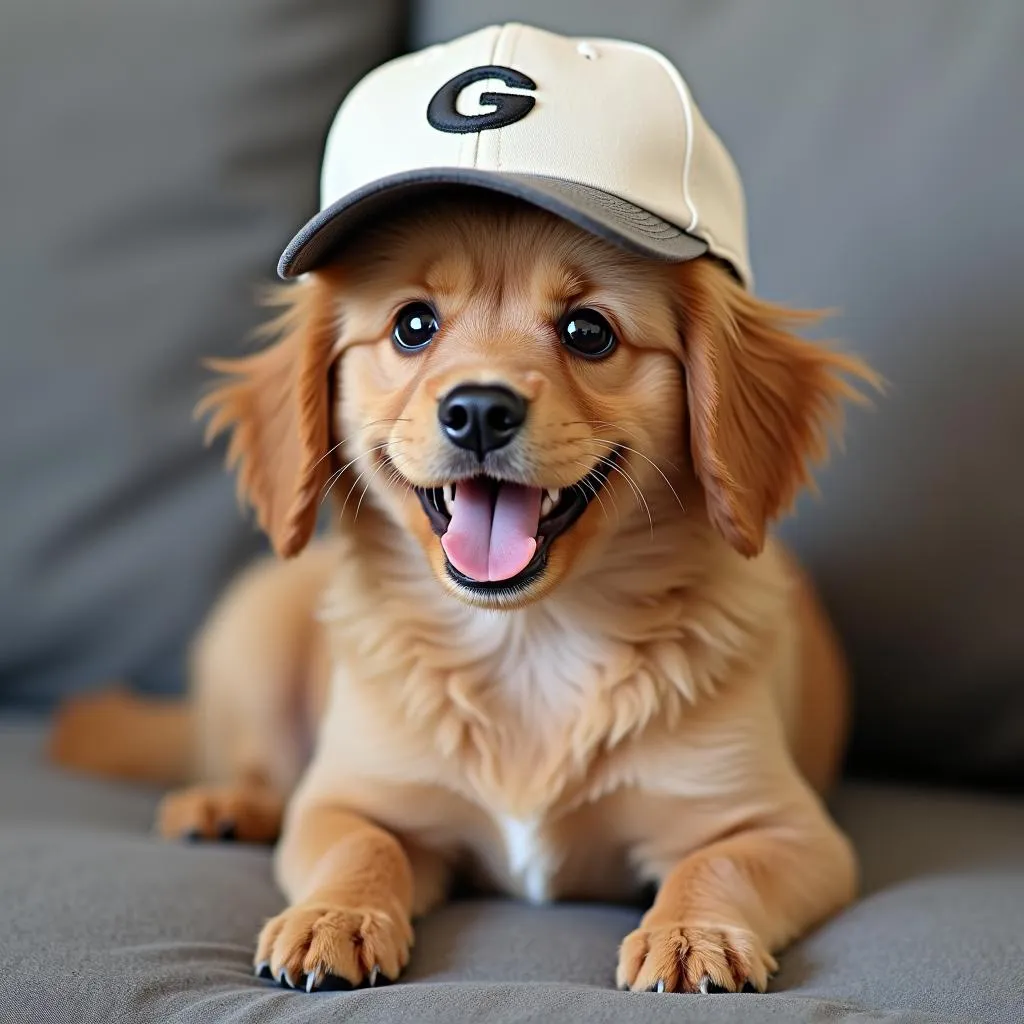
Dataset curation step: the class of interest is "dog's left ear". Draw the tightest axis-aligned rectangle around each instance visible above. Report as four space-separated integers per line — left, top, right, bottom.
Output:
197 272 342 558
675 259 880 558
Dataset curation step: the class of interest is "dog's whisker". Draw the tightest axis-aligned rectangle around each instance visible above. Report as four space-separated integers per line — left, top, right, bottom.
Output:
353 453 394 524
616 466 656 541
571 459 615 525
594 455 655 540
563 418 673 463
383 465 409 492
338 459 377 521
335 436 413 519
320 443 390 505
577 427 681 477
570 419 684 477
580 437 686 515
320 466 345 505
310 437 348 473
361 417 411 429
311 419 410 474
562 418 646 445
574 440 644 513
607 443 685 514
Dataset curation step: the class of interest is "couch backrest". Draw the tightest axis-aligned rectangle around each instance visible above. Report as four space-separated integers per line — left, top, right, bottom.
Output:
0 0 404 704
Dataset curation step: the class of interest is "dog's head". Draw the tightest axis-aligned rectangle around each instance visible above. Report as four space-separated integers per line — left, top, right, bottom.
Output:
202 196 877 607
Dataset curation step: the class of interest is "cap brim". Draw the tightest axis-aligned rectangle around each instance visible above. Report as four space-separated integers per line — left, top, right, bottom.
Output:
277 169 707 279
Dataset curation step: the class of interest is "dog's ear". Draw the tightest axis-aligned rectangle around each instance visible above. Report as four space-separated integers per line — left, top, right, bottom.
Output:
675 260 880 557
197 272 341 558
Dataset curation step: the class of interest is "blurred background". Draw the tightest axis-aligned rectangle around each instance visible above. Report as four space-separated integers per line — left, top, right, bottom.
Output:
1 0 1022 797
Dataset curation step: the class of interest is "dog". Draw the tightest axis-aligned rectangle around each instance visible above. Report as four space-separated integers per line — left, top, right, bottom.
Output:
51 22 883 997
52 189 878 994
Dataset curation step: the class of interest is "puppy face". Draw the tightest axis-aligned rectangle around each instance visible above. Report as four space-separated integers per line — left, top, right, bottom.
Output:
332 199 689 605
202 195 877 608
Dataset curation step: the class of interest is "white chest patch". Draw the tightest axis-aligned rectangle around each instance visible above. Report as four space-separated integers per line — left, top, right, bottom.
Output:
496 814 553 904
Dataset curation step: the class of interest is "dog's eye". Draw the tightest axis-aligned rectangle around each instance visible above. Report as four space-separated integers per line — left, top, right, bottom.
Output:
558 309 617 359
393 302 439 352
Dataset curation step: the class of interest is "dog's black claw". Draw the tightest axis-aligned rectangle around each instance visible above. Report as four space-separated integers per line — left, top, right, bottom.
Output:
703 980 730 995
741 980 759 994
254 960 272 980
183 828 203 843
217 822 238 841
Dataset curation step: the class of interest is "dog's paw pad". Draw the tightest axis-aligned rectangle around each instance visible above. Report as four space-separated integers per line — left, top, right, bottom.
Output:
317 973 356 992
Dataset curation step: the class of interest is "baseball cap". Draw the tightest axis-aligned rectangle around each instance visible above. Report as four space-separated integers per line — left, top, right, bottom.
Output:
278 23 751 287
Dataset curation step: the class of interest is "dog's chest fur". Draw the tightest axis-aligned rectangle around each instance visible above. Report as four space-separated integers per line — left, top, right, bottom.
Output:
324 597 647 902
317 533 791 903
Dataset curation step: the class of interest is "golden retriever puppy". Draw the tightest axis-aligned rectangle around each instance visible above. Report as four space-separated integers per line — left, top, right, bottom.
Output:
54 190 878 995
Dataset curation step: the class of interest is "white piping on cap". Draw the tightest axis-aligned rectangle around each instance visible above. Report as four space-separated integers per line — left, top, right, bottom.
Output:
588 37 700 233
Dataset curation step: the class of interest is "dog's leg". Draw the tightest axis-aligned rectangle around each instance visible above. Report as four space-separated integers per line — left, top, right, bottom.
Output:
255 803 435 990
154 548 334 843
617 801 856 994
405 839 453 918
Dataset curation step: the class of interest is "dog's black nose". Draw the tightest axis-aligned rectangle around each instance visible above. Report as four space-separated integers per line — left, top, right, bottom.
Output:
438 384 527 459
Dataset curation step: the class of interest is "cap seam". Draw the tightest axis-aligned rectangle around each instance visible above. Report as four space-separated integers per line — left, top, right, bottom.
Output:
587 38 699 234
469 26 506 170
493 23 524 171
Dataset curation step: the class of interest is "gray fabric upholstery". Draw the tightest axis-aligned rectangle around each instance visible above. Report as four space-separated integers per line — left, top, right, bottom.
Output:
2 717 1022 1023
0 0 404 707
413 0 1024 787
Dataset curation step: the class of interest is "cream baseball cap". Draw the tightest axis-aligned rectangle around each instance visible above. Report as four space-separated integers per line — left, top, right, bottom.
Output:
278 23 751 287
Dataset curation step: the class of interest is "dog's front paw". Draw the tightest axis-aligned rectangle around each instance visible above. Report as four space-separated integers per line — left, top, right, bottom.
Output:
616 923 776 994
156 783 283 843
255 902 414 991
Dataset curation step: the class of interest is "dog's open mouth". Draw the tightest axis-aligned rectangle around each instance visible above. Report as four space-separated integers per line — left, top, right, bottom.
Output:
415 450 620 591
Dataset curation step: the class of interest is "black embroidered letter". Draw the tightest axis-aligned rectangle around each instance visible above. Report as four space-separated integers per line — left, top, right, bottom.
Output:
427 65 537 134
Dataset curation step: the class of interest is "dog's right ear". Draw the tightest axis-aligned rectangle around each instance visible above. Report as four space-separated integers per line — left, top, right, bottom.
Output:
197 272 342 558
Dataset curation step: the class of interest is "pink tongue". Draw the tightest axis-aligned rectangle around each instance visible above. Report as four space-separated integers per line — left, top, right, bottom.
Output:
441 480 542 583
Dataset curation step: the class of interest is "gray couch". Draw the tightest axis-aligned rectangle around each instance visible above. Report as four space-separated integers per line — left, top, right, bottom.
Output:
2 2 1022 1022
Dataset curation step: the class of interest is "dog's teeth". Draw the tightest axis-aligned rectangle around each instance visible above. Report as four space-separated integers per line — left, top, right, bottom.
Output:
437 485 454 515
540 489 560 518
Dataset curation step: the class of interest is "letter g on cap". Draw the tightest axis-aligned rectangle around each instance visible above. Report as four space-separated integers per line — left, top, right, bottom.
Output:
427 65 537 134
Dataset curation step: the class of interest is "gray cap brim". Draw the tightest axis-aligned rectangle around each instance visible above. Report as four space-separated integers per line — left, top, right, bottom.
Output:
278 169 707 279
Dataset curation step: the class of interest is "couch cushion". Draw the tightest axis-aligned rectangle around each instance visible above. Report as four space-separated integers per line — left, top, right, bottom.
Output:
2 717 1022 1023
411 0 1024 789
0 0 403 706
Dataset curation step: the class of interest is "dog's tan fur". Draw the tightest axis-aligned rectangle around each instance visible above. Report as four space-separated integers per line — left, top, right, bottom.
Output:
51 196 878 994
